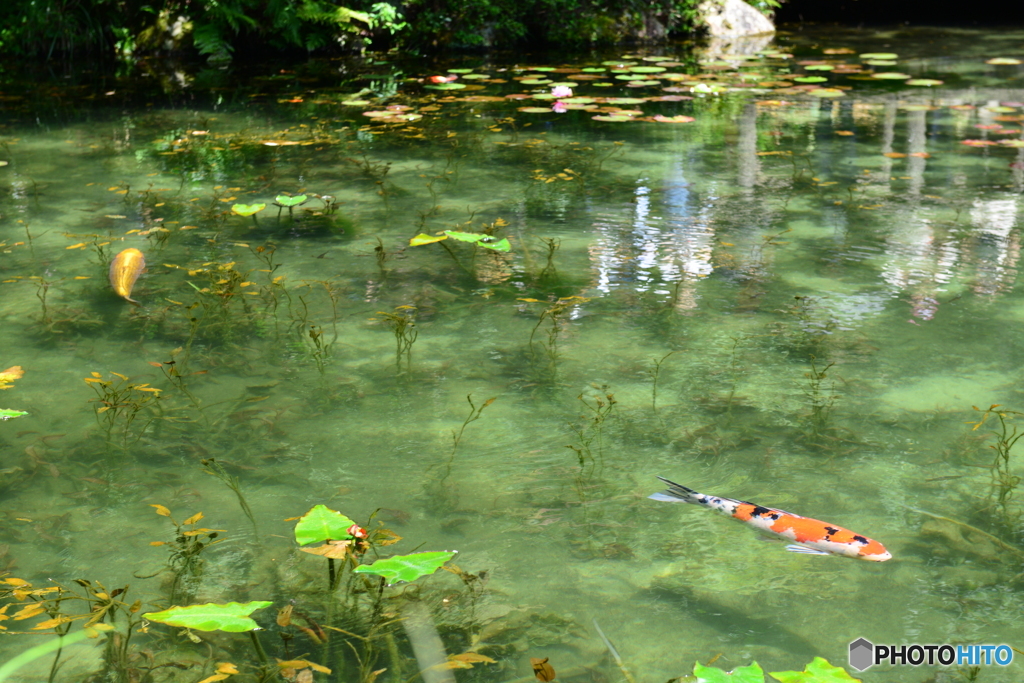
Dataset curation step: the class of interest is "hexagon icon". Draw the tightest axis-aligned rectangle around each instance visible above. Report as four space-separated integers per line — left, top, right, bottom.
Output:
849 637 874 671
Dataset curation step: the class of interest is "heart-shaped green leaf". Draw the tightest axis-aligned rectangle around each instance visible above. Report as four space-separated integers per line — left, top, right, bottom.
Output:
770 657 861 683
231 203 266 217
143 601 272 632
410 233 448 246
353 551 455 584
0 409 28 420
275 194 308 207
294 505 357 546
693 661 764 683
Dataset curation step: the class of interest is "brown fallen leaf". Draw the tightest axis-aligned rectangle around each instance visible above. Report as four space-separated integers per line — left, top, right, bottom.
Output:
531 657 556 682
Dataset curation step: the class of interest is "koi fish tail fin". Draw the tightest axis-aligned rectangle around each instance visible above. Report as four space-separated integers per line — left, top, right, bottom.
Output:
649 477 701 504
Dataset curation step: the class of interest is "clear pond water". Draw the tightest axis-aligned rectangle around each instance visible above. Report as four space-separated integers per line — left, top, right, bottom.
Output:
2 25 1024 683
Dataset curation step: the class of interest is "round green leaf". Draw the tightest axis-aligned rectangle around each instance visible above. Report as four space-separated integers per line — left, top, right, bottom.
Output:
794 76 828 83
693 660 765 683
804 64 834 71
864 59 897 66
987 58 1023 65
444 230 486 243
231 203 266 217
871 72 911 80
143 601 272 632
447 68 474 73
424 82 466 90
294 504 357 545
629 66 666 73
906 79 944 86
769 657 861 683
860 52 898 60
354 551 455 584
275 194 308 207
809 88 846 98
0 409 28 420
580 67 607 72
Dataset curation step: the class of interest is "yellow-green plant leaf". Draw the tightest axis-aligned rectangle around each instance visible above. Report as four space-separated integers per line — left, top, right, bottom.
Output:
231 203 266 217
769 657 861 683
275 194 308 207
410 233 448 246
294 505 356 546
143 601 272 632
0 409 28 420
353 551 455 584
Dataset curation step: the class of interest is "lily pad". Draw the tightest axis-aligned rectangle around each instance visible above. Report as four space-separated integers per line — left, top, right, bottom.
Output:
144 601 272 632
231 203 266 217
294 505 357 545
602 97 647 105
871 72 912 79
478 237 511 252
0 409 28 420
518 107 555 113
809 88 846 97
860 52 898 60
460 74 490 80
520 79 552 85
649 115 695 123
580 67 607 72
906 79 944 86
275 194 308 207
425 82 467 90
864 60 897 66
353 551 455 584
986 58 1023 65
692 661 765 683
592 115 637 122
629 66 667 73
410 233 449 245
447 68 474 73
793 76 828 83
769 657 861 683
804 64 835 71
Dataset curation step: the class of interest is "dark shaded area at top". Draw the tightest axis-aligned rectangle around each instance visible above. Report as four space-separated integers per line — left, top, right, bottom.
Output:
776 1 1022 27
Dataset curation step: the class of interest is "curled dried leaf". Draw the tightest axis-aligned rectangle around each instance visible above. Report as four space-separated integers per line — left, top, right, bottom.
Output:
531 657 556 682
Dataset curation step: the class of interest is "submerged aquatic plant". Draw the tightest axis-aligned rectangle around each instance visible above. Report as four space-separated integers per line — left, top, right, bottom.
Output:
969 404 1024 533
83 371 162 454
0 366 27 421
148 504 226 605
373 306 418 377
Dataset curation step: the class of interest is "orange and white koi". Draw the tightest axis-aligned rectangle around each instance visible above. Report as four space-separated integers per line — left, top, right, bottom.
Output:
649 477 891 562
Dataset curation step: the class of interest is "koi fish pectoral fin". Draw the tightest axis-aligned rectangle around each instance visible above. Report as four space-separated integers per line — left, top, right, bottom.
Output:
785 544 832 556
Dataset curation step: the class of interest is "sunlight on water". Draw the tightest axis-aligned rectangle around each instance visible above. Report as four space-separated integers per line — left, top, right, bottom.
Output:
1 26 1024 683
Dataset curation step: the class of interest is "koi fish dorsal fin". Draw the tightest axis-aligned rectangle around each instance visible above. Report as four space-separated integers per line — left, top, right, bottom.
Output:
650 477 701 504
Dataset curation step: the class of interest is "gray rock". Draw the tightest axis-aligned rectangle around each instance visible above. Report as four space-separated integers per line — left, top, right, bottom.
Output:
699 0 775 38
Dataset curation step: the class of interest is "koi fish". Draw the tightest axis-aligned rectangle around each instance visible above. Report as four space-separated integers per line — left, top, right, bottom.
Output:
649 477 891 562
109 247 145 306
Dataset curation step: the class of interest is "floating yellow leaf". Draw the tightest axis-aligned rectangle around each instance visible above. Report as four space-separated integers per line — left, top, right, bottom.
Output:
66 242 86 249
151 504 171 517
409 233 448 246
0 366 23 389
196 674 230 683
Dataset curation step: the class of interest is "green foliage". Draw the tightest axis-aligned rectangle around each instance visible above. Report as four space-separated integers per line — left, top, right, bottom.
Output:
353 551 456 584
691 658 861 683
0 409 28 420
294 505 358 545
143 601 272 632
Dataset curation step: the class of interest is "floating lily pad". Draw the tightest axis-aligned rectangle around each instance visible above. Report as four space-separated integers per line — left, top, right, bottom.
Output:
804 64 835 71
548 81 578 88
1000 140 1024 147
625 80 661 87
769 657 860 683
860 52 898 60
602 97 647 104
518 107 555 113
649 115 695 123
460 73 489 80
144 602 272 632
629 66 667 73
410 233 449 245
424 82 467 90
275 194 307 207
794 76 828 83
354 551 456 584
0 409 28 420
987 105 1018 112
447 68 474 74
900 104 936 111
871 72 912 79
592 115 636 122
231 203 266 217
341 100 371 106
865 60 898 66
561 97 596 104
906 79 943 86
581 67 607 72
809 88 846 97
520 79 551 85
986 58 1023 65
602 60 636 66
692 661 764 683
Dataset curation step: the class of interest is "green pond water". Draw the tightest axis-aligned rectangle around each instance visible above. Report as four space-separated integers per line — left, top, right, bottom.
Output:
2 24 1024 683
